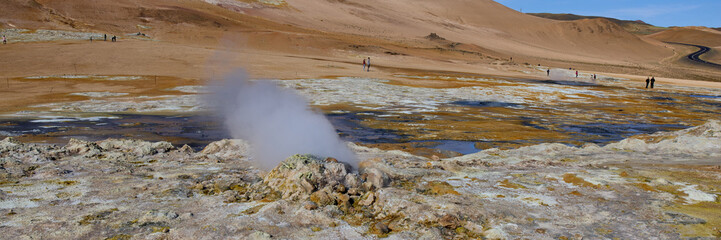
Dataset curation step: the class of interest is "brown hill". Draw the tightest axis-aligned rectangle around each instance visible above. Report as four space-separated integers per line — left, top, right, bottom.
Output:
648 27 721 47
528 13 667 35
243 0 670 64
2 0 718 83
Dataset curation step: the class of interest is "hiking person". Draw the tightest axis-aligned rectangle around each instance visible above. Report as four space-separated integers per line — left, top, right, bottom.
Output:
363 58 366 71
547 69 550 76
646 77 650 88
575 71 578 78
593 74 597 80
112 36 117 42
651 77 656 88
2 35 6 44
90 36 93 42
367 57 371 72
104 34 107 41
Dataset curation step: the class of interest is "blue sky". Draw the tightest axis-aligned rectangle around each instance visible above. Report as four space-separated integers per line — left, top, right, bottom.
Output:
495 0 721 27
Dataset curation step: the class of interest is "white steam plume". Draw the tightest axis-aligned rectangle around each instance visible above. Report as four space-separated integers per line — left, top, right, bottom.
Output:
207 70 358 170
549 68 576 81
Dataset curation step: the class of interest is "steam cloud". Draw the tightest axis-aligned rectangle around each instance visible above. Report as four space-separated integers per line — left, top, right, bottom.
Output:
549 69 576 81
207 70 358 170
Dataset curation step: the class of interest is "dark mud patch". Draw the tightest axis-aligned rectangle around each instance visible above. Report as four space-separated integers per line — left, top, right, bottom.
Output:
326 112 405 143
647 96 676 101
452 101 522 108
560 122 688 144
689 94 721 99
520 117 549 130
0 114 228 150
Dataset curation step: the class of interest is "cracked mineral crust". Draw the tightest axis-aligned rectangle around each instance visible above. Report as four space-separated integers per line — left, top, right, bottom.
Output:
1 120 721 239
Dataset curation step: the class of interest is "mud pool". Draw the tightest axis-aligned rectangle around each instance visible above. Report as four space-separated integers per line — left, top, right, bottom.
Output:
0 115 228 150
2 72 721 156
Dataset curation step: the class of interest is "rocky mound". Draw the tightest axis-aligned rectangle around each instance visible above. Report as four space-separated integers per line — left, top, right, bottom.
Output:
424 33 445 41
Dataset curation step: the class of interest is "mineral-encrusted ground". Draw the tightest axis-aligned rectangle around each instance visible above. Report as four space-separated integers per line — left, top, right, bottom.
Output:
1 121 720 239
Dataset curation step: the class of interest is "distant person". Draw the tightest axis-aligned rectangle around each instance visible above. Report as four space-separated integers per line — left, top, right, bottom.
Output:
2 35 6 44
651 77 656 88
510 57 513 61
367 57 371 72
112 36 117 42
90 36 93 42
575 71 578 78
645 77 650 88
104 34 107 41
593 74 597 80
363 58 366 71
547 69 550 76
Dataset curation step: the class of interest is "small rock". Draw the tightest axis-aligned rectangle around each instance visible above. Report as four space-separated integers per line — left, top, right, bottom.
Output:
438 214 460 229
223 191 240 202
347 187 360 196
344 174 361 189
335 184 346 193
363 168 388 189
179 212 194 220
336 193 350 204
325 157 338 163
372 222 390 234
248 231 272 240
304 201 318 210
310 188 335 206
362 182 375 191
483 227 507 240
359 192 375 206
300 178 315 193
178 144 194 153
653 178 670 185
138 209 178 224
463 221 484 235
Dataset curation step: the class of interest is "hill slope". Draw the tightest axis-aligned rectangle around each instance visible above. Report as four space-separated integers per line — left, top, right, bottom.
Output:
0 0 701 79
238 0 671 64
649 27 721 47
528 13 667 35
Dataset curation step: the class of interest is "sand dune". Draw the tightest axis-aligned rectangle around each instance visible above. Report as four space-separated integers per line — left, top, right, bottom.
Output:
1 0 676 67
649 27 721 47
245 0 671 64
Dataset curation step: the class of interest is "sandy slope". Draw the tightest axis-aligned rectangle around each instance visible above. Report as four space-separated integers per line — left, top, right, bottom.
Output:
0 0 680 70
248 0 671 64
0 0 720 111
649 27 721 47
